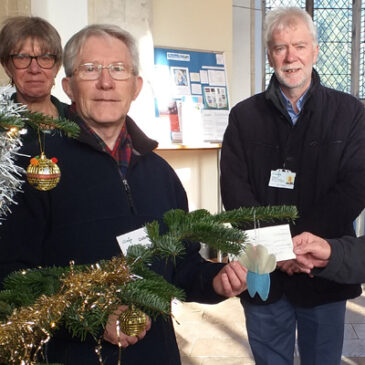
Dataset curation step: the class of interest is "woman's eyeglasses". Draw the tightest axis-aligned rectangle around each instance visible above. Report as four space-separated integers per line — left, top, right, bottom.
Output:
10 54 57 69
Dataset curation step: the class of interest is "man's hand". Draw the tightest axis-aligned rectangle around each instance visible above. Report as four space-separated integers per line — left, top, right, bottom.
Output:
292 232 330 273
277 259 302 275
103 305 151 348
213 261 247 297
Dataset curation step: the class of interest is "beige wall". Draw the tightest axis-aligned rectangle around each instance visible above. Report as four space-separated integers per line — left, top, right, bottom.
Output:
152 0 232 214
156 149 220 212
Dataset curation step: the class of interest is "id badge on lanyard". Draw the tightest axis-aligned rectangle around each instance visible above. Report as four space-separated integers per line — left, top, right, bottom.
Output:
268 169 296 189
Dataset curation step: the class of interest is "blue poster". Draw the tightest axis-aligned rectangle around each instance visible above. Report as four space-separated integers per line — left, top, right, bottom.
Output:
153 47 229 143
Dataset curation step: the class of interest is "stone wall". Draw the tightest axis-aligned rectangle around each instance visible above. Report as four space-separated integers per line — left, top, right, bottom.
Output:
88 0 155 135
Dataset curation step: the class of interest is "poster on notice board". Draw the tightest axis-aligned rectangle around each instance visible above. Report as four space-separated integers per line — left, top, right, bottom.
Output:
153 47 229 144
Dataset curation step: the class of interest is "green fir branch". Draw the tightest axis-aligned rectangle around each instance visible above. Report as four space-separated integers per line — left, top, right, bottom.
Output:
120 279 184 319
150 233 186 260
0 115 25 129
126 244 154 263
0 108 79 138
22 111 80 138
0 204 298 364
163 208 191 232
130 263 186 303
0 266 66 312
214 205 298 225
63 300 110 341
180 222 246 255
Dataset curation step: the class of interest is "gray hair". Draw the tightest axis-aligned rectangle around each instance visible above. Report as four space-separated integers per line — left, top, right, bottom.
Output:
63 24 140 77
264 7 318 49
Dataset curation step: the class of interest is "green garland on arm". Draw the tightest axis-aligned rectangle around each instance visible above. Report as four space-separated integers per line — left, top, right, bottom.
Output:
0 107 79 138
21 110 80 138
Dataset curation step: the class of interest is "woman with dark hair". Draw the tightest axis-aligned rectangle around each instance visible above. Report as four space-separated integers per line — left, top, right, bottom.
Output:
0 16 67 117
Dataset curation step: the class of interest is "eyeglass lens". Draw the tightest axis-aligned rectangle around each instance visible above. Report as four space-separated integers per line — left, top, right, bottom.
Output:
76 63 131 80
11 54 56 69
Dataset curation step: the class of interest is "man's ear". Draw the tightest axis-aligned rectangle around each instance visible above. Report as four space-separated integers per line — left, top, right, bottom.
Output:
313 44 319 64
62 77 74 102
267 51 274 68
132 76 143 101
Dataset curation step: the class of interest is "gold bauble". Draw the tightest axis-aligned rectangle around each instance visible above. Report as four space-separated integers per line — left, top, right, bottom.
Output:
26 152 61 191
119 305 147 336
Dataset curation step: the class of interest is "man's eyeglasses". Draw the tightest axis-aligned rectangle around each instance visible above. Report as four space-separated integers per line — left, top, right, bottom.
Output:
74 63 133 81
10 54 57 69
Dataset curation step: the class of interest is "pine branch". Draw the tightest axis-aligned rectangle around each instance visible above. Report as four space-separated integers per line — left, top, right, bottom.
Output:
120 279 185 319
64 300 109 341
0 116 25 129
126 244 154 263
0 295 14 320
0 266 66 311
214 205 298 225
21 111 80 138
130 263 186 303
150 233 186 260
0 105 80 139
128 221 186 262
0 205 299 363
181 222 246 255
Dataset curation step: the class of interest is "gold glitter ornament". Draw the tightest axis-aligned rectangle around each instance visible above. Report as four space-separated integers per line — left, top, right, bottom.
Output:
119 305 147 336
26 152 61 191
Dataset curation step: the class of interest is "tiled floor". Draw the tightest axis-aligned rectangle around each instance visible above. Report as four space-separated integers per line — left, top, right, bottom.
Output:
173 293 365 365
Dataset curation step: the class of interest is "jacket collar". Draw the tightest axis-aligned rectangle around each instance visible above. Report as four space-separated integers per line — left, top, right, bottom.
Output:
265 68 321 114
125 115 158 155
65 108 159 156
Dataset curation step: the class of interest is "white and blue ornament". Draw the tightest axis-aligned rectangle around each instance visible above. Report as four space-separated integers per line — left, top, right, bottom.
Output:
238 244 276 301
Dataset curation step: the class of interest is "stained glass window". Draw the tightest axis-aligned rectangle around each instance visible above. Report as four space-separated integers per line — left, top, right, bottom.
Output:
359 3 365 98
314 0 352 93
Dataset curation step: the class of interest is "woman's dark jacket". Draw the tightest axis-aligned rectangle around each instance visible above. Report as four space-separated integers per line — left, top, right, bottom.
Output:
0 112 225 364
220 69 365 307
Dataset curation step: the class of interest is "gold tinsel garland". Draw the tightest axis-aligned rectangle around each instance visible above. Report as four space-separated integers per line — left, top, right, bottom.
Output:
0 257 132 365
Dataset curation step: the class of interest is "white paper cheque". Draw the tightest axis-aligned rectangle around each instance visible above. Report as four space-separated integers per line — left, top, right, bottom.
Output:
244 224 295 262
116 227 152 256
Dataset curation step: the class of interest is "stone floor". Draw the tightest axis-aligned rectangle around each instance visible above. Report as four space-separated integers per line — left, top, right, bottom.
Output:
172 293 365 365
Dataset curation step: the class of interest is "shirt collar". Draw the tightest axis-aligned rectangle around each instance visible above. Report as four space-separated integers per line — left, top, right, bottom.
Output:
78 120 132 174
280 86 310 125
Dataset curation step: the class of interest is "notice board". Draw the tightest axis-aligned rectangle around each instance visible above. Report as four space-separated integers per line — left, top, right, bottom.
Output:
153 47 229 144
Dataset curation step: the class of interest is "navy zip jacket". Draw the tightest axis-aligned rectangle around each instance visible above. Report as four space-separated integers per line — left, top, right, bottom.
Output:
0 112 225 364
221 69 365 307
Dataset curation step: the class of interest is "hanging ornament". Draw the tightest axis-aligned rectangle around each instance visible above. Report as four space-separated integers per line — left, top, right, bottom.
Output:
238 243 276 301
26 152 61 191
119 305 147 336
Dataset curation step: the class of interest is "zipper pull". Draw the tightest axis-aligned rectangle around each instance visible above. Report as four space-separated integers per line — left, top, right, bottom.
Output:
121 176 137 214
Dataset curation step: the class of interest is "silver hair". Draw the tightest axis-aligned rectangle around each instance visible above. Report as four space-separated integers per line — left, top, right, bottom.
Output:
263 7 318 49
63 23 140 77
